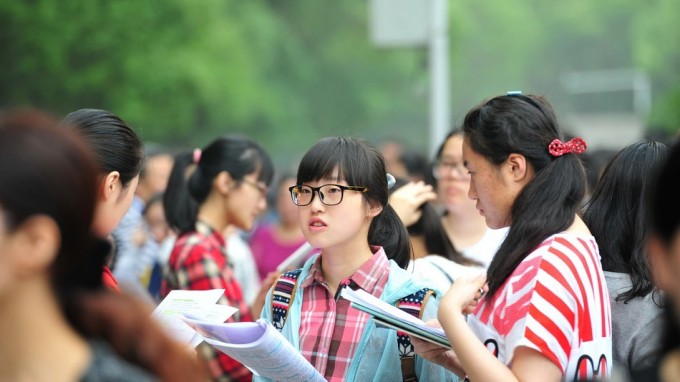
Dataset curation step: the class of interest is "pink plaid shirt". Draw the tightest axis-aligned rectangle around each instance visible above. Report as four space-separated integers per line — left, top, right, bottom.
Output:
299 247 390 381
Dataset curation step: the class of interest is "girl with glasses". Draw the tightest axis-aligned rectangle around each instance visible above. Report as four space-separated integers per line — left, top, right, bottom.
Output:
161 136 275 382
258 136 456 381
432 129 507 269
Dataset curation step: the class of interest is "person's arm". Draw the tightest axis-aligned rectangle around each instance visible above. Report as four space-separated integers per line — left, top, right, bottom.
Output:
413 297 461 381
438 275 562 382
251 271 279 318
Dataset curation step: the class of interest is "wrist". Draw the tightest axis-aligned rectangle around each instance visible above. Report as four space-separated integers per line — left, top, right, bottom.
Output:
438 304 465 327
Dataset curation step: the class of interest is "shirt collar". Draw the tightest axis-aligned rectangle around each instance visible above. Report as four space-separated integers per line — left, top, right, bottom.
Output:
195 220 226 247
301 246 390 295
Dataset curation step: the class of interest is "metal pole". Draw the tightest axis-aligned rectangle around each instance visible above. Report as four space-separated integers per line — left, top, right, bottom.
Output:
429 0 450 157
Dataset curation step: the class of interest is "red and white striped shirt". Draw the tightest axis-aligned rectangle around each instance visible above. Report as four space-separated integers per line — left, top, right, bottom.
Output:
469 234 612 380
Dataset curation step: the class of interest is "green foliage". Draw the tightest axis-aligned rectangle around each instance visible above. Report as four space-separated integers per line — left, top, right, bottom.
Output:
1 0 678 164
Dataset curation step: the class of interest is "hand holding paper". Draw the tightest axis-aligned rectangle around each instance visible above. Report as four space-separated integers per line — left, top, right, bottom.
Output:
182 316 325 382
340 287 451 349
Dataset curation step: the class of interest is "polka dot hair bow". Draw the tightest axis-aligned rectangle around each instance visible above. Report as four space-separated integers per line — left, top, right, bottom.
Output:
547 137 587 157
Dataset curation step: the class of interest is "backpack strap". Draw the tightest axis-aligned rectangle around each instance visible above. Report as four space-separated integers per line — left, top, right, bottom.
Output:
271 269 303 331
396 288 435 382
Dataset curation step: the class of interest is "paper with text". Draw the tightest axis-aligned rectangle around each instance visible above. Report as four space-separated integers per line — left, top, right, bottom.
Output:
183 316 325 382
152 289 237 346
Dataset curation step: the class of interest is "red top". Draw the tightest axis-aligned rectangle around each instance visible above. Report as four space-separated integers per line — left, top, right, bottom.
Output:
102 266 121 292
161 221 253 382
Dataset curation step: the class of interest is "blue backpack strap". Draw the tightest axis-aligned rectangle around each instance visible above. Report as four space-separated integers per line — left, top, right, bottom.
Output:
396 288 435 382
271 269 303 331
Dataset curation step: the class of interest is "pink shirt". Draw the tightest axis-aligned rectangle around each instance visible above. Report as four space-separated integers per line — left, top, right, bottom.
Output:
249 225 307 280
299 247 390 381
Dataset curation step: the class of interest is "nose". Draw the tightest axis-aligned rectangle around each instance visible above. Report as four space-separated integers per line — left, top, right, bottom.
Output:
468 180 477 200
258 195 268 213
309 189 325 212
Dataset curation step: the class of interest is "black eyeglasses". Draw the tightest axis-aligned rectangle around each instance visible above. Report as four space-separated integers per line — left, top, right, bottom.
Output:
241 179 268 197
289 184 368 206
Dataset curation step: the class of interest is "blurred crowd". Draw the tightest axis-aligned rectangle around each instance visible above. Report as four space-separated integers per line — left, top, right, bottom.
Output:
1 94 680 382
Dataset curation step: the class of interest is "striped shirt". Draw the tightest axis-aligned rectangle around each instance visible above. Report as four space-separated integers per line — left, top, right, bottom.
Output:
469 234 612 380
161 221 252 382
299 247 390 381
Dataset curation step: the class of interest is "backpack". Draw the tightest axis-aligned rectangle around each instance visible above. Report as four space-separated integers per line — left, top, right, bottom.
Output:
270 269 435 382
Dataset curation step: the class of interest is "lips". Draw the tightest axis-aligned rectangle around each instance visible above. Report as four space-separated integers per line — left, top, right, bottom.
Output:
308 218 327 230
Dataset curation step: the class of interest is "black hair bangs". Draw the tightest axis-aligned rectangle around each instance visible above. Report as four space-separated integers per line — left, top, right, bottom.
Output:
253 146 275 186
296 137 371 188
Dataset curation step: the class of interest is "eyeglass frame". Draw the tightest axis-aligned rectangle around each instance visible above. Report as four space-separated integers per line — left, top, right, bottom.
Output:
288 184 369 206
432 159 469 179
240 179 269 197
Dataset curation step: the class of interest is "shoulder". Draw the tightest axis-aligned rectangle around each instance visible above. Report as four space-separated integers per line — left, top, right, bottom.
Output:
169 231 223 266
385 261 444 299
80 341 156 382
530 233 599 270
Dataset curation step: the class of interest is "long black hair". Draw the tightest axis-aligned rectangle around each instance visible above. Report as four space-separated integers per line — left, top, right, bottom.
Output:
296 136 411 268
61 108 144 187
648 141 680 357
463 94 587 299
583 141 667 302
164 135 274 234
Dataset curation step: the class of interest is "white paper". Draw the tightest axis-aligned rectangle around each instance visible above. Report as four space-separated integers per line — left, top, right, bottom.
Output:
152 289 237 346
340 288 450 348
276 242 315 272
183 316 325 382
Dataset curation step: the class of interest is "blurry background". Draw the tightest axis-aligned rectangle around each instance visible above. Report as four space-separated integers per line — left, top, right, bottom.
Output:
1 0 678 165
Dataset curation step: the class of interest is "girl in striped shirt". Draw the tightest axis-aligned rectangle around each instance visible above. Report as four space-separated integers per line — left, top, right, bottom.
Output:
414 93 612 381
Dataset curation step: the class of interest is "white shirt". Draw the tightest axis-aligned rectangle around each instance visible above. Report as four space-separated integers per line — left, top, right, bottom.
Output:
407 255 484 294
461 227 508 268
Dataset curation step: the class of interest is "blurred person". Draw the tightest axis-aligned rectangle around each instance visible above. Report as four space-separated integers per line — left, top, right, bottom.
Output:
142 192 175 301
389 178 484 292
224 225 261 305
414 93 611 381
398 149 430 182
161 138 275 382
61 108 144 292
0 109 206 382
645 141 680 382
379 138 408 179
583 141 668 375
249 173 307 281
433 129 507 268
112 151 174 298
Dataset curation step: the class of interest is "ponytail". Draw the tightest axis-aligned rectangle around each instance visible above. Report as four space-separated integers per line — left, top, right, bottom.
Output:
369 204 412 269
487 155 585 298
164 152 199 234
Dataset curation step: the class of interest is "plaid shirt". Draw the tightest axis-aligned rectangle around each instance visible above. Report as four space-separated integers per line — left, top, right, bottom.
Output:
299 247 390 381
161 221 252 382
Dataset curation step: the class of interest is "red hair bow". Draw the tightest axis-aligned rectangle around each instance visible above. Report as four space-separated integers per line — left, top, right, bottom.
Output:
548 137 587 157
